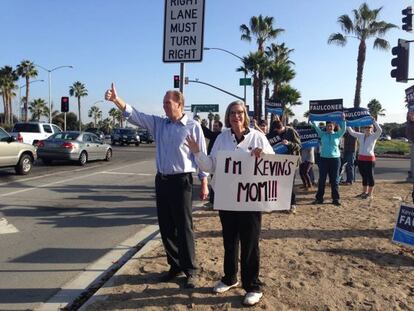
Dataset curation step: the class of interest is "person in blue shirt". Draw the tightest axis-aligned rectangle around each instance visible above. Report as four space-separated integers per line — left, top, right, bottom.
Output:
105 83 209 289
310 116 346 206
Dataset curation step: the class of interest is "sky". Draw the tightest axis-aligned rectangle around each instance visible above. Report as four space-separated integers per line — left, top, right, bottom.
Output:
1 0 413 125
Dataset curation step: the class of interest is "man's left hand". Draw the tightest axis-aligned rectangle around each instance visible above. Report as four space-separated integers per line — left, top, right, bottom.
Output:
200 178 209 200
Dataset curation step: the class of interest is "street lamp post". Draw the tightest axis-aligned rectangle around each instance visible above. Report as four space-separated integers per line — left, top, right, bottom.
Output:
204 47 247 108
18 79 44 122
35 64 73 123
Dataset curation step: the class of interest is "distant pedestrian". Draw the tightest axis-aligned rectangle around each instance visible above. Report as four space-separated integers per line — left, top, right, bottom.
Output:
299 147 315 190
105 84 209 289
311 116 346 206
347 119 382 199
266 119 301 213
339 132 357 185
201 120 223 207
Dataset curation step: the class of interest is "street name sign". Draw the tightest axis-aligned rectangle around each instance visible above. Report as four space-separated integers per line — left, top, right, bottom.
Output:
163 0 205 63
239 78 251 86
191 104 219 112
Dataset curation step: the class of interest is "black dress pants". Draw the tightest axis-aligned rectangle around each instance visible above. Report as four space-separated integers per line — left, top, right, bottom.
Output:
155 173 196 276
219 210 262 292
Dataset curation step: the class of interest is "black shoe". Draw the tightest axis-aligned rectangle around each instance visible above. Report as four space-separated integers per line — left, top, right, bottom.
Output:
184 275 196 289
332 200 341 206
312 199 323 205
159 268 181 282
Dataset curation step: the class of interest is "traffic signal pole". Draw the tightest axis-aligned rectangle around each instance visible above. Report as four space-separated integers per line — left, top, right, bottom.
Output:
180 63 185 94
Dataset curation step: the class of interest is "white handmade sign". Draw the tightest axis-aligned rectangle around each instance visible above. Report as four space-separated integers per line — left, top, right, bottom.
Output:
213 151 298 212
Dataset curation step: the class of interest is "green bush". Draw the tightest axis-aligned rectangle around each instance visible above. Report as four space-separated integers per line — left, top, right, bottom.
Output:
375 141 411 154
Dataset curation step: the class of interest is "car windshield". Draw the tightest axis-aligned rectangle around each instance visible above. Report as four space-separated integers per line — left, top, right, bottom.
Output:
50 132 79 140
12 123 39 133
119 129 136 135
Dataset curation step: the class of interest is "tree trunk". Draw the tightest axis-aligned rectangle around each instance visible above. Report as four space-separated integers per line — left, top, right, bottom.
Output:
354 40 366 108
253 75 260 120
78 98 82 131
24 77 30 122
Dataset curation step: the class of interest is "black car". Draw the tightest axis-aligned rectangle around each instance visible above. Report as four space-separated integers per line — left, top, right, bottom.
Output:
85 128 105 140
137 129 154 144
111 128 140 146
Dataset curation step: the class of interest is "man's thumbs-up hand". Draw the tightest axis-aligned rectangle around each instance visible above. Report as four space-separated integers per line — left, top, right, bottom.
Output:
105 83 118 102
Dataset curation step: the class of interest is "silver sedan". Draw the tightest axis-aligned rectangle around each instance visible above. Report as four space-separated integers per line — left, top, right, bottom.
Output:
37 131 112 165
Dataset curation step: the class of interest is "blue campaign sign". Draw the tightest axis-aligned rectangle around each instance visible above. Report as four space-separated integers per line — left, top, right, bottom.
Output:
265 101 283 116
296 127 319 149
392 204 414 247
344 107 373 127
309 99 343 122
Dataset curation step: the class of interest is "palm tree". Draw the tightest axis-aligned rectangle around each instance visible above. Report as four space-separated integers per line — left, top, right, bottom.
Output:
240 15 284 119
16 60 38 121
328 2 397 108
29 98 47 121
367 98 386 120
0 66 18 124
69 81 88 131
109 107 119 127
265 43 296 100
277 84 301 125
88 105 102 127
237 51 270 119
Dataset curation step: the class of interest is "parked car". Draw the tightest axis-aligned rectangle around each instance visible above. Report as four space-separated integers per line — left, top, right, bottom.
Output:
394 137 409 142
85 128 105 140
0 127 37 175
137 129 154 144
111 128 140 146
379 134 391 141
37 131 112 166
10 122 62 145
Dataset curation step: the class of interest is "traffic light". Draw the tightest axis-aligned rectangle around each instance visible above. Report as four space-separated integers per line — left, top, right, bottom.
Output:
61 96 69 112
391 39 410 83
402 6 413 32
173 75 180 88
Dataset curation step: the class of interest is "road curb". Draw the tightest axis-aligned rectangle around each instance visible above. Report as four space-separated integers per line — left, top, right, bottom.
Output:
34 224 160 311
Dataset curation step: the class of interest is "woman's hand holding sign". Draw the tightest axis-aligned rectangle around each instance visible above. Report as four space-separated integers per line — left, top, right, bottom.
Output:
251 147 263 158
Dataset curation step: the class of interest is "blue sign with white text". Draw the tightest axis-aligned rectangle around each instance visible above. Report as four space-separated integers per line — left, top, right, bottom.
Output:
344 107 373 127
393 204 414 248
309 99 343 122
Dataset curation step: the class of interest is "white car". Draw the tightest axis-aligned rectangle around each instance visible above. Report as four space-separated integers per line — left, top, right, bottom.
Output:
0 127 37 175
10 122 62 145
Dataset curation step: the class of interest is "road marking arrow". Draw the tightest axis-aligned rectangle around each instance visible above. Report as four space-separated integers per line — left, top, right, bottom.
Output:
0 218 19 234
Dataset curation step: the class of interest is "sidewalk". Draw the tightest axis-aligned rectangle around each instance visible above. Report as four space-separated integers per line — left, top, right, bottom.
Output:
82 181 414 310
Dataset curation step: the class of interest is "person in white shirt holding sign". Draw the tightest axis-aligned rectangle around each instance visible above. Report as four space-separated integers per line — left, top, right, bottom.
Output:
186 100 274 306
346 118 382 199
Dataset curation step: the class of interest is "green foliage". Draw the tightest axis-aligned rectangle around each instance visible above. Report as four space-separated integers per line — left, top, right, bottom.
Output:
375 140 411 155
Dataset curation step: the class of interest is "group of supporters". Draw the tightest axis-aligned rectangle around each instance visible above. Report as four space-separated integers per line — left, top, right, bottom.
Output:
104 85 399 307
212 112 383 209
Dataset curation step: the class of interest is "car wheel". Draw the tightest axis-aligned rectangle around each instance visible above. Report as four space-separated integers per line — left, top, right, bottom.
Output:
78 151 88 166
41 158 53 165
111 140 116 145
105 149 112 161
15 154 33 175
135 142 140 146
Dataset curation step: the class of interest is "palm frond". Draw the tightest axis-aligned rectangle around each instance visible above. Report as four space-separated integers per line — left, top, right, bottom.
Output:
328 33 347 46
373 38 390 50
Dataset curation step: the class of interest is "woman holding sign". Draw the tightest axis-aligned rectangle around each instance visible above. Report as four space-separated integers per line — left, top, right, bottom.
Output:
310 116 346 206
347 119 382 199
186 100 274 306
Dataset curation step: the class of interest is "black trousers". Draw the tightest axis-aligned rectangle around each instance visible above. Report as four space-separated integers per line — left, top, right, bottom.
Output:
358 160 375 187
219 210 262 292
155 173 196 276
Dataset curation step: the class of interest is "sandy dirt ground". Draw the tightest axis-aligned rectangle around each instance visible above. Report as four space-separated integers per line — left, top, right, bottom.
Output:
85 181 414 311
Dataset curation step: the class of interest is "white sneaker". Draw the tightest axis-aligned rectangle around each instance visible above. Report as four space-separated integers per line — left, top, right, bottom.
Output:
243 292 263 306
213 280 239 293
290 205 297 214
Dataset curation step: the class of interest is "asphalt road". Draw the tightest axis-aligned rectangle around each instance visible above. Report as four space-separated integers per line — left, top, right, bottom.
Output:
0 146 411 310
0 144 158 311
